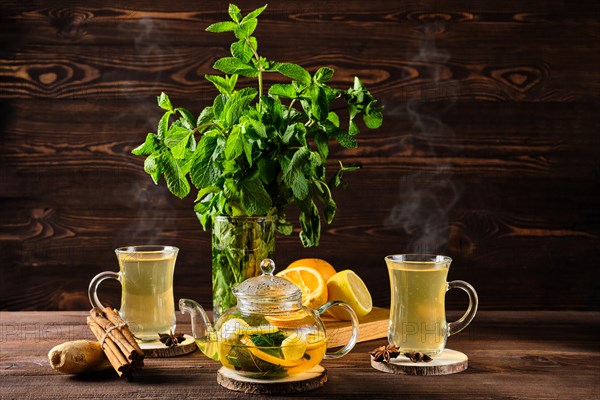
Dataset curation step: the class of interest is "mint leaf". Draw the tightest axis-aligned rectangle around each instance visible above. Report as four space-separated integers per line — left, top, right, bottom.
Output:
283 148 310 200
239 176 272 215
213 94 228 118
335 131 357 149
190 134 219 188
363 100 383 129
308 85 328 120
132 133 157 156
282 124 295 145
205 75 234 95
144 153 160 175
143 153 162 184
157 92 173 111
275 63 311 85
206 21 237 33
268 83 296 99
313 180 336 223
292 173 309 200
225 127 244 160
314 131 329 160
299 201 320 247
235 18 257 40
223 88 257 127
257 158 276 184
164 128 190 159
282 123 307 146
327 111 340 127
157 111 173 138
231 37 257 63
228 4 242 22
162 151 190 198
349 120 360 135
175 107 195 129
248 118 267 138
214 57 258 77
314 67 334 84
197 106 214 126
243 4 267 21
195 185 220 202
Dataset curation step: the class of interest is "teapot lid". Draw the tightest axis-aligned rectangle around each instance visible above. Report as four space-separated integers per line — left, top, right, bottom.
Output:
233 259 301 302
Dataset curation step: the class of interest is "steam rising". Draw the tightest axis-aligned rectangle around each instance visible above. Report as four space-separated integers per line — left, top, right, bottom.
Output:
113 16 176 247
384 21 461 254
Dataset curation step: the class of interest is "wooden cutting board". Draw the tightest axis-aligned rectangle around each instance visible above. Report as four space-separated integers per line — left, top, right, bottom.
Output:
323 307 389 348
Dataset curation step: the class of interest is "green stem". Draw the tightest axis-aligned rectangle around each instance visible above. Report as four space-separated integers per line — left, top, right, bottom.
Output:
286 99 296 123
258 69 263 102
244 36 263 112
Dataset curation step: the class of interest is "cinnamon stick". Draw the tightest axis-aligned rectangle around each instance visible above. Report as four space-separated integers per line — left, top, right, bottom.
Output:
87 317 130 378
86 308 144 379
103 307 144 361
89 308 143 366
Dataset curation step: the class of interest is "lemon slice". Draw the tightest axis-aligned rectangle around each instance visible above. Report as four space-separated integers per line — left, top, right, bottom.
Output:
281 334 307 361
239 336 303 367
326 270 373 319
276 266 328 309
303 331 327 350
265 313 314 328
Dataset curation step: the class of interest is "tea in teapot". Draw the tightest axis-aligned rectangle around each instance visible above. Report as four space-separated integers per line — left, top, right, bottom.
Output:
179 259 359 379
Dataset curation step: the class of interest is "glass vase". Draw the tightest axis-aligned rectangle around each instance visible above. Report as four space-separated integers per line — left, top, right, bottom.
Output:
211 216 275 320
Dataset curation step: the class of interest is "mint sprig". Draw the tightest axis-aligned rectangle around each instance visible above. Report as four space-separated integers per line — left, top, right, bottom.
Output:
132 3 383 247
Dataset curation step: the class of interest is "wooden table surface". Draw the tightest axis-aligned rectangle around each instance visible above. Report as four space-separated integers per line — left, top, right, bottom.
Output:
1 311 599 399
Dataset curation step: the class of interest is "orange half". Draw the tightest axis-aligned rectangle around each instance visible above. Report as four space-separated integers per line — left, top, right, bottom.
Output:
276 266 328 309
287 258 337 283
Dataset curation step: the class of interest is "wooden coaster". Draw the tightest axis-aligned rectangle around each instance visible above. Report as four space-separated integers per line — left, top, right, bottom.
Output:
217 365 327 394
371 348 468 376
138 334 197 358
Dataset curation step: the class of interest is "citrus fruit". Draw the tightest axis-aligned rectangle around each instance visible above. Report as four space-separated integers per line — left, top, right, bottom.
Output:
276 266 328 309
265 313 315 328
281 334 308 361
287 258 337 283
326 270 373 320
239 336 303 367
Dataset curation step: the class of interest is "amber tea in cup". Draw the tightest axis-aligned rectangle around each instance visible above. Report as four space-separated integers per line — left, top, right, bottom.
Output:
385 254 478 356
89 245 178 342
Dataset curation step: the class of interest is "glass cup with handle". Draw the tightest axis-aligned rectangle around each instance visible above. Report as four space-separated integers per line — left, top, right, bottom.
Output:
384 254 478 356
88 245 178 342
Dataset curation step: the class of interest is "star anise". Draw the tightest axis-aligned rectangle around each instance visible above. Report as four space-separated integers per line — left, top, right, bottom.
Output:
404 351 433 363
158 330 185 347
370 344 401 363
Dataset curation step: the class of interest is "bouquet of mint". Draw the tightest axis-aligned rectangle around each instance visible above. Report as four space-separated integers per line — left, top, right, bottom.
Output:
132 3 383 247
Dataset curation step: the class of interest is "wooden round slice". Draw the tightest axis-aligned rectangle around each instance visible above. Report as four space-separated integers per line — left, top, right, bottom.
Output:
217 365 327 394
138 334 197 358
371 348 468 376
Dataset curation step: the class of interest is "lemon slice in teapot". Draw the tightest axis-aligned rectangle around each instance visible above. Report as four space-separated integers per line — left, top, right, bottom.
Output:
281 333 307 361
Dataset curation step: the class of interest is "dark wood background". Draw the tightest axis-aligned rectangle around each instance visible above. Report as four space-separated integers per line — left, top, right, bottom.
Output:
1 1 598 311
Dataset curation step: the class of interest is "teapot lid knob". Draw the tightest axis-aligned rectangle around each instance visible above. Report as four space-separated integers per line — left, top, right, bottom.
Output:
233 258 302 301
260 258 276 276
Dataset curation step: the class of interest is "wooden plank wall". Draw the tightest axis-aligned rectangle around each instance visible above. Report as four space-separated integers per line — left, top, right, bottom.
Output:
1 1 598 311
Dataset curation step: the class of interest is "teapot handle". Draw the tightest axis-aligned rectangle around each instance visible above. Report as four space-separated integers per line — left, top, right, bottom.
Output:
317 301 359 359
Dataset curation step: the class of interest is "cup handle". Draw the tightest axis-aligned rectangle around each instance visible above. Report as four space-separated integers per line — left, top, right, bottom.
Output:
88 271 120 309
317 301 359 359
447 280 479 336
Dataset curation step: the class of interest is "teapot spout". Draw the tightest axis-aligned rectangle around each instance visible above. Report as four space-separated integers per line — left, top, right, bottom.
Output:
178 298 218 360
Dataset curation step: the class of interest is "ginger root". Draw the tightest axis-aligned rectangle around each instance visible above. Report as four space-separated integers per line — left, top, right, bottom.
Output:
48 340 112 375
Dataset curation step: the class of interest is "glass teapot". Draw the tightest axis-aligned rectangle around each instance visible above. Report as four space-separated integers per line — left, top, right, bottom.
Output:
179 259 359 379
